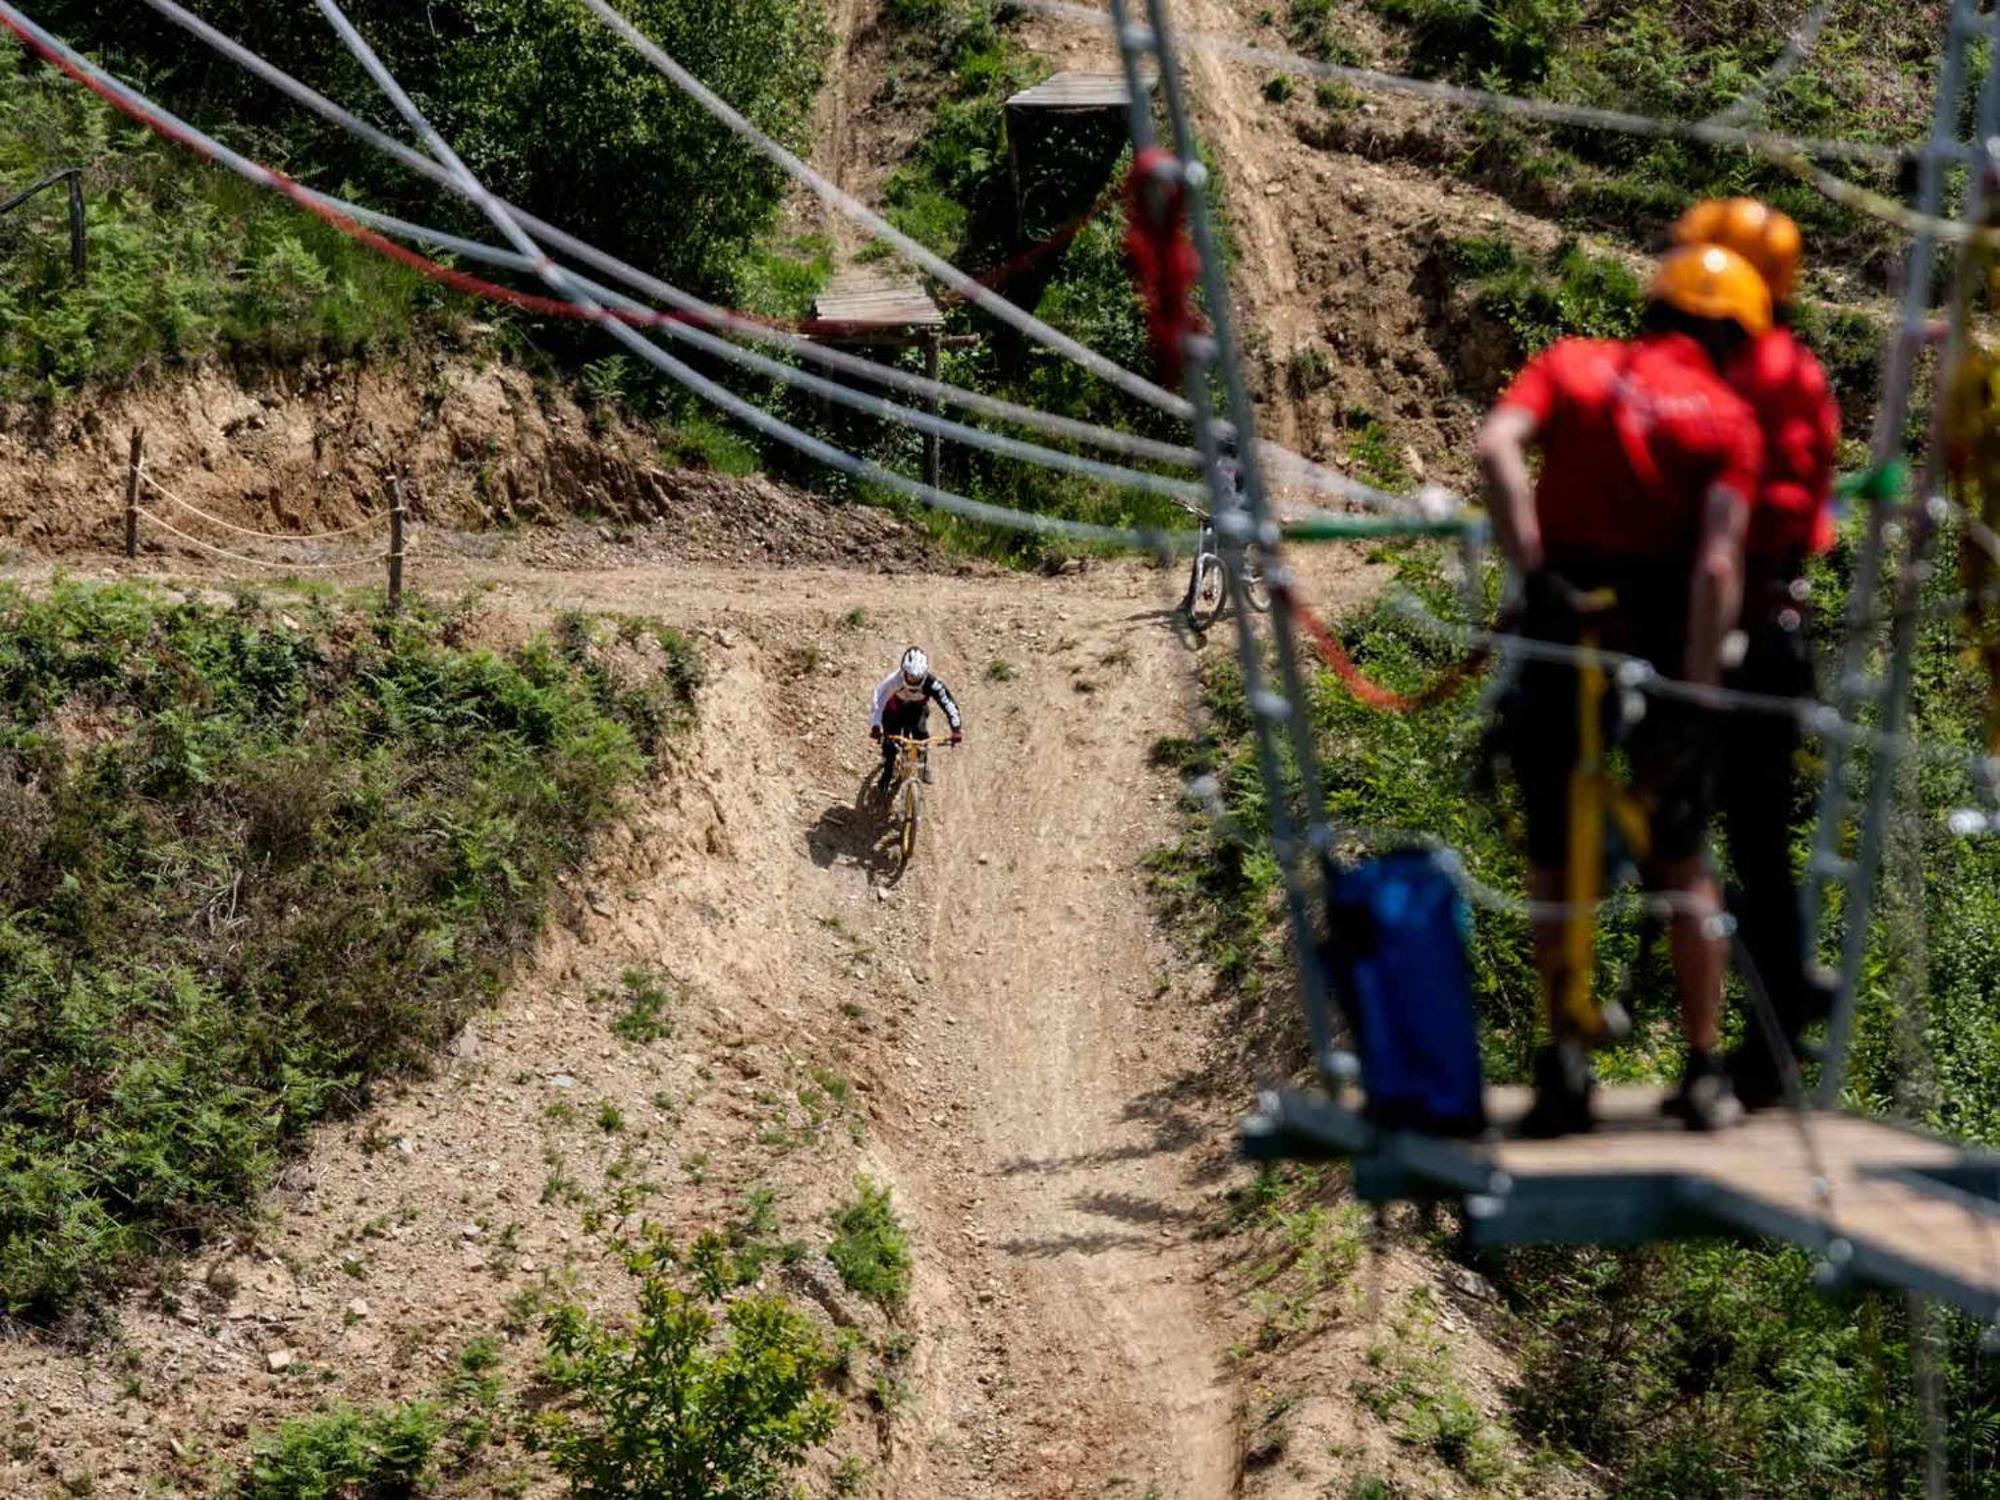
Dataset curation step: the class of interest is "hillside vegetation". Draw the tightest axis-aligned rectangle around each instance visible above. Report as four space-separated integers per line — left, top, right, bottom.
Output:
0 582 698 1320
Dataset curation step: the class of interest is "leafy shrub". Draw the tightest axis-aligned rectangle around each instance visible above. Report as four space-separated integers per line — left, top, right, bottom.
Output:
229 1401 445 1499
1364 0 1935 271
0 582 692 1316
532 1226 838 1498
828 1176 913 1307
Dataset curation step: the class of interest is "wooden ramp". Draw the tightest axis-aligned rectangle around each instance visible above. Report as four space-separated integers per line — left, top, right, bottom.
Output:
1245 1084 2000 1320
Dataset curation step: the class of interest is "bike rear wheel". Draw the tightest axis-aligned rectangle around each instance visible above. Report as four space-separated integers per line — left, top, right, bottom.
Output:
1241 558 1272 614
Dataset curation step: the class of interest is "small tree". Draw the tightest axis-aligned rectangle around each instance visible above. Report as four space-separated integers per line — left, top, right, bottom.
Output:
531 1228 838 1499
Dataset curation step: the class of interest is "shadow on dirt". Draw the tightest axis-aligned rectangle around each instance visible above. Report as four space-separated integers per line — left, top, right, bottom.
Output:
807 769 908 885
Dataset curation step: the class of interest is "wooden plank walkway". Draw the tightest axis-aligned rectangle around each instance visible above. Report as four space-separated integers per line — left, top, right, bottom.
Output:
1245 1084 2000 1319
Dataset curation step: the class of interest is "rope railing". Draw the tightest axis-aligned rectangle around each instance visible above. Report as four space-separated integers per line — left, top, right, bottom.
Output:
138 466 385 541
118 428 410 606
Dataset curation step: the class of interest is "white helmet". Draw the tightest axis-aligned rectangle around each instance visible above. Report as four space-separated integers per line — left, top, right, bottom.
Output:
901 647 929 686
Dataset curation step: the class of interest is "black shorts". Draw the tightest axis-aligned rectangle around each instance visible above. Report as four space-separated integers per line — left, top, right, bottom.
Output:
881 699 930 746
1500 566 1716 870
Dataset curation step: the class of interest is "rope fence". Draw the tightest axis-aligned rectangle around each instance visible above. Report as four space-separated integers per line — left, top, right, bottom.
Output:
119 428 409 605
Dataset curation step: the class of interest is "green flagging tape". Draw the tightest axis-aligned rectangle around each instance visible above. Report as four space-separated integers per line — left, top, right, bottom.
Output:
1834 460 1908 506
1281 514 1482 543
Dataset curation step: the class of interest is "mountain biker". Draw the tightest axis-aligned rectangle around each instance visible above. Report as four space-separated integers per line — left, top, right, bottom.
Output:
870 647 962 790
1672 198 1842 1110
1477 243 1767 1136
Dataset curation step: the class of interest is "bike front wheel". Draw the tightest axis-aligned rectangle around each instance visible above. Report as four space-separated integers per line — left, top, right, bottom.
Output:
897 776 921 867
1187 553 1227 628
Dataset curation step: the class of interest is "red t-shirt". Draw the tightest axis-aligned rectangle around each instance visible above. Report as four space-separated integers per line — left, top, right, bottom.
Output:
1725 327 1840 561
1499 332 1764 566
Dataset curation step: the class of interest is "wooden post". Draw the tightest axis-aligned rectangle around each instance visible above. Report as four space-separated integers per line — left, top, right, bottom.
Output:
123 427 143 559
66 170 84 282
923 333 942 491
386 473 406 612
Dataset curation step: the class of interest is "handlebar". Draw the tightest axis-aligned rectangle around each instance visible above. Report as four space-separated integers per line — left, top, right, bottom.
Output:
883 733 956 747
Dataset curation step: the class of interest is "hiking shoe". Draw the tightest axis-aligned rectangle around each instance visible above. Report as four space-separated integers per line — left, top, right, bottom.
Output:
1663 1051 1744 1132
1518 1042 1595 1139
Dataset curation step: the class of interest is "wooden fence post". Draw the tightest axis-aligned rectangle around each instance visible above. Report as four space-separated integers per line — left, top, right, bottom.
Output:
123 427 143 559
386 473 406 612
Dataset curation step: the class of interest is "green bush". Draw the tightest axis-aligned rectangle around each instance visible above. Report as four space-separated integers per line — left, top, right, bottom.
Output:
532 1226 838 1498
1365 0 1936 270
0 582 693 1317
828 1176 913 1307
36 0 829 300
229 1401 445 1499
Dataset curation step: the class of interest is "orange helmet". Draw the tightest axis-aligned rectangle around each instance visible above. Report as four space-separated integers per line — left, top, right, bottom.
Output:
1649 244 1773 337
1672 197 1803 302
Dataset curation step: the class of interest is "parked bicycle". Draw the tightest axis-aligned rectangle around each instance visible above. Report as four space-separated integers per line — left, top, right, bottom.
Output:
1183 510 1272 629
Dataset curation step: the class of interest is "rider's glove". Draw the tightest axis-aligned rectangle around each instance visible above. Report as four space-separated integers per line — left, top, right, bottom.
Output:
870 724 883 741
950 730 963 746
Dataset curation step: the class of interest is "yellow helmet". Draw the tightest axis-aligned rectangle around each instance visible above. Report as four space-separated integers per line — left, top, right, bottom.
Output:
1673 197 1803 302
1650 244 1773 337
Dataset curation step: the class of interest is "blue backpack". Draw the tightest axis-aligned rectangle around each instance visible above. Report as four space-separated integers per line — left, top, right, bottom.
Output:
1322 850 1487 1137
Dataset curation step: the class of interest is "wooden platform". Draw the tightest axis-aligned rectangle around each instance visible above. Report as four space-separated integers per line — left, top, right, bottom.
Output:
811 270 944 342
1244 1085 2000 1320
1005 70 1144 113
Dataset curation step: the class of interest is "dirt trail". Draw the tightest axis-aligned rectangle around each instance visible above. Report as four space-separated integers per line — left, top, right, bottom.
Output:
3 542 1353 1497
457 554 1248 1500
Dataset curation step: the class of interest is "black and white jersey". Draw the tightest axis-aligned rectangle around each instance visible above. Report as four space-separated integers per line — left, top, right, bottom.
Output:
870 669 962 732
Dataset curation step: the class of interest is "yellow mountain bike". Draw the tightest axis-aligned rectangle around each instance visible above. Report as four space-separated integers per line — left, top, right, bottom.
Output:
882 734 949 868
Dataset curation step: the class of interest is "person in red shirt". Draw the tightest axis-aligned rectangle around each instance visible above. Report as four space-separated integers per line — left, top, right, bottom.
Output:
1672 199 1841 1111
1478 244 1769 1136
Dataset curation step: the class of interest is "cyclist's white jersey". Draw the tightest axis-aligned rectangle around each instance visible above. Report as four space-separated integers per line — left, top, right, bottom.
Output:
870 669 962 732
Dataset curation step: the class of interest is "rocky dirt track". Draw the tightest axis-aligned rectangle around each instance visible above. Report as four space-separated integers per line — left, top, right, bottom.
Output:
0 535 1381 1497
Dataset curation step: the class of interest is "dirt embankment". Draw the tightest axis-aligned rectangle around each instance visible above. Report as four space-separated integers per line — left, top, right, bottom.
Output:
0 356 932 572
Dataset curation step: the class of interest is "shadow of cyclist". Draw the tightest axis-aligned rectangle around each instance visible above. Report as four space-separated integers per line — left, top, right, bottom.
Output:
807 769 910 884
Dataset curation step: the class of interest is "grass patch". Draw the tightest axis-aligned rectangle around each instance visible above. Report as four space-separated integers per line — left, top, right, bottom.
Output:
228 1336 510 1498
0 581 695 1319
1364 0 1933 275
1356 1290 1511 1484
828 1176 912 1308
1446 232 1644 365
605 966 677 1044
